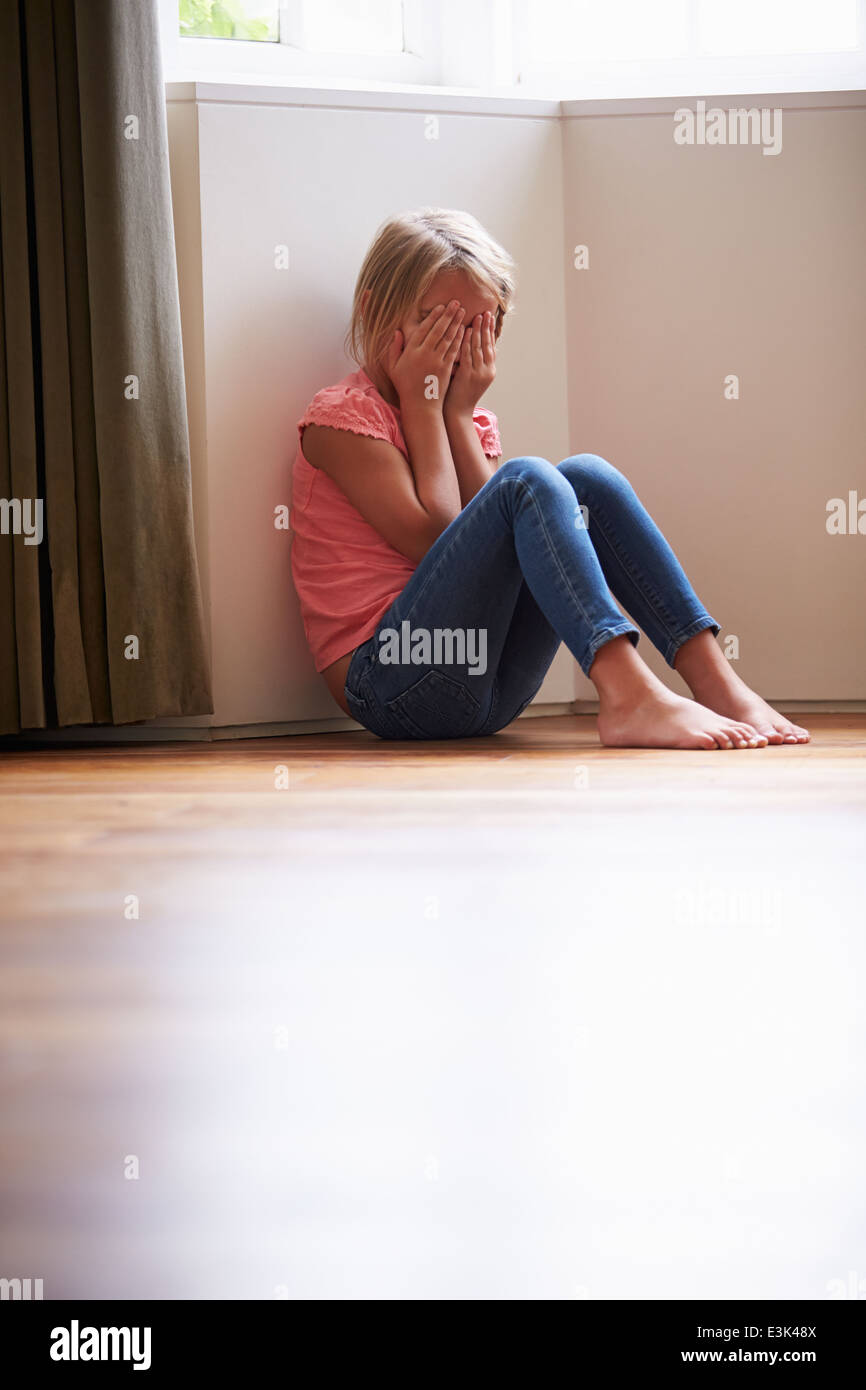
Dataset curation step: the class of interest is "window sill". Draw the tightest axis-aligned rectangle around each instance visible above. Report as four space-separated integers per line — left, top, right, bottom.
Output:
164 76 558 117
164 76 866 118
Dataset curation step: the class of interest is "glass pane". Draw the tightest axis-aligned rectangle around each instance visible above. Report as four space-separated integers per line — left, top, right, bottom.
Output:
300 0 404 54
698 0 858 56
526 0 689 65
179 0 280 42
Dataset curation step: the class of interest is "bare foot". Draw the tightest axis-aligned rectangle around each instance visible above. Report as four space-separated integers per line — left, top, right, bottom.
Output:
688 670 810 745
598 685 769 750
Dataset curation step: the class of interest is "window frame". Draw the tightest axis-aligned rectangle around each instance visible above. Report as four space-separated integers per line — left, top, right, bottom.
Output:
158 0 866 97
510 0 866 99
159 0 441 85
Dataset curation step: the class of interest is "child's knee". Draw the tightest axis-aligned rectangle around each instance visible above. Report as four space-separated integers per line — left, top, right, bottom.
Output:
498 455 555 483
497 457 573 513
557 452 626 495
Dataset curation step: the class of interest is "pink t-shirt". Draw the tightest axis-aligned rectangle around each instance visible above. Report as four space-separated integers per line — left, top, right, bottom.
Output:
290 368 502 672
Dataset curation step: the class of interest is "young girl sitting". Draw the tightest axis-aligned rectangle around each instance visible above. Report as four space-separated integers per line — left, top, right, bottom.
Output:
290 208 809 750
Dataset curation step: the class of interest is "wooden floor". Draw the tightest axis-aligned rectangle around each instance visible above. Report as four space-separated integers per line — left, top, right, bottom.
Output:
1 713 864 1300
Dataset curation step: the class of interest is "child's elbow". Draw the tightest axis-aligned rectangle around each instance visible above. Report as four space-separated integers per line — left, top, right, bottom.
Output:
402 510 459 564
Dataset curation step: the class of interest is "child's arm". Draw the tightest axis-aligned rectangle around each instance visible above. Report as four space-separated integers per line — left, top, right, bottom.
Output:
399 398 463 530
302 302 468 565
301 426 459 565
442 411 499 507
443 311 500 506
387 299 467 524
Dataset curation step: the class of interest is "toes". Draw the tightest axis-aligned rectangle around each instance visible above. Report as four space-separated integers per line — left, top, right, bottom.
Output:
695 732 717 750
713 730 734 749
724 726 750 748
735 722 766 747
758 725 784 744
771 719 809 744
745 729 768 747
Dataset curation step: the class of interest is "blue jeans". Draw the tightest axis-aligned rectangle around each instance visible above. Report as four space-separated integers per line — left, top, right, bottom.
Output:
344 454 719 740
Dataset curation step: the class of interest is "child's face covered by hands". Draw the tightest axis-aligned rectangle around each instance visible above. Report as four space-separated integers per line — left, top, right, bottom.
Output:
403 269 500 381
389 269 500 412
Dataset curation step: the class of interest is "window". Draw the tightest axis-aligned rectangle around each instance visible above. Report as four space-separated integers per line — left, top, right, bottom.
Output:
698 0 858 57
295 1 405 54
160 0 440 85
179 1 280 43
514 0 866 98
159 0 866 96
177 1 408 52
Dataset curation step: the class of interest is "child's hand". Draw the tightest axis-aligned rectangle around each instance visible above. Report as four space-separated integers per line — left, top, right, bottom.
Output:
444 311 496 417
385 300 465 409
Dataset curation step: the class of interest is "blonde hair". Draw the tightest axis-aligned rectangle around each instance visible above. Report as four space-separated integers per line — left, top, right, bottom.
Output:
345 208 516 369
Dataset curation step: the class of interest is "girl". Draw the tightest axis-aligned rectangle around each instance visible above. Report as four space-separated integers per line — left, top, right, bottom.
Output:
290 209 809 750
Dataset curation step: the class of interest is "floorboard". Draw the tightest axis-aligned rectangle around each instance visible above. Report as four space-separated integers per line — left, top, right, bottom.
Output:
1 714 864 1299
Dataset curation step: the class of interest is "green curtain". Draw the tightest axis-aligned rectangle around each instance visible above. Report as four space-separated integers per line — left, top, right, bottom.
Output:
0 0 212 734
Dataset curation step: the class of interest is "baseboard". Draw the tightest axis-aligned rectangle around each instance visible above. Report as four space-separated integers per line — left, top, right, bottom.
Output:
0 718 361 745
571 699 866 714
2 699 859 747
0 701 579 746
213 701 575 738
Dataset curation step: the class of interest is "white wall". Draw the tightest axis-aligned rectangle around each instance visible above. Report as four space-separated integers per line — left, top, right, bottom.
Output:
562 92 866 701
167 83 574 729
165 84 865 733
